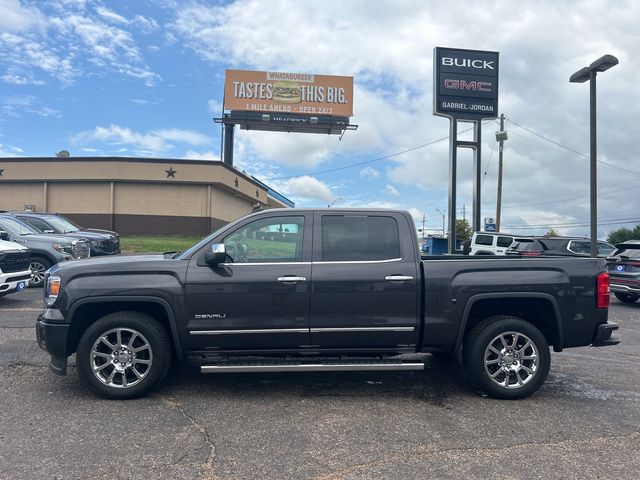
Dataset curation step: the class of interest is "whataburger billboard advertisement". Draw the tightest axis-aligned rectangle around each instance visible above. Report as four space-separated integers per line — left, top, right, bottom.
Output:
433 47 499 119
223 70 354 117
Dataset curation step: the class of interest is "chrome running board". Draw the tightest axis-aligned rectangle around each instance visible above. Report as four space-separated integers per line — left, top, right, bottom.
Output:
201 362 424 373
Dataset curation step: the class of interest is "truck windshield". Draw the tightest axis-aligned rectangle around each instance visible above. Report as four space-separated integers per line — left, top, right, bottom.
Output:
0 217 40 235
43 216 80 234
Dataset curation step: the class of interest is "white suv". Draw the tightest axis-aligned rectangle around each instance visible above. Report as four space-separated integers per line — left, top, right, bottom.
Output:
469 232 515 255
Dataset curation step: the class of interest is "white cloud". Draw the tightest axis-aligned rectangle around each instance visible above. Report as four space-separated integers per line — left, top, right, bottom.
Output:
0 3 160 86
384 184 400 196
183 150 220 161
208 99 223 115
359 166 379 179
71 124 211 153
281 176 334 203
95 6 128 24
0 0 47 32
0 142 24 156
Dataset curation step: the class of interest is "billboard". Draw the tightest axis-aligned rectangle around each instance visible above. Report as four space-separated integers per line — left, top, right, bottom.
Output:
433 47 499 119
223 70 354 117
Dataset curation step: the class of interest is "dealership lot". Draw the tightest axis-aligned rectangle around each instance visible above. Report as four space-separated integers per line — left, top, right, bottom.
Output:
0 289 638 480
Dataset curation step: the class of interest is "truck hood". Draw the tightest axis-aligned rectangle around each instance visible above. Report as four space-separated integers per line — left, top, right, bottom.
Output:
0 239 28 252
17 233 83 244
59 230 116 241
50 254 183 278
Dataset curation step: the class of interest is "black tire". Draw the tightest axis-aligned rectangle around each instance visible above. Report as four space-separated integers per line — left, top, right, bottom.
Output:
614 292 640 304
76 311 172 400
463 315 550 399
29 256 52 288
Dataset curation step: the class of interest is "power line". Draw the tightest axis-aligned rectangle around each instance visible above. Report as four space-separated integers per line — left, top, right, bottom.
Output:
269 121 493 181
503 216 640 229
507 117 640 178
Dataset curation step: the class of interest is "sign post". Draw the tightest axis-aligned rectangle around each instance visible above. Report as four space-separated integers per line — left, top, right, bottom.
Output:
434 47 499 253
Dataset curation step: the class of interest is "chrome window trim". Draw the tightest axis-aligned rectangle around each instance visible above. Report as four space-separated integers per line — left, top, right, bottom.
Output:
190 328 309 335
219 262 312 267
314 258 403 265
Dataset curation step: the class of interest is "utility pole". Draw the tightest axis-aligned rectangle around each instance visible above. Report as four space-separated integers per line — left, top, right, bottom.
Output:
462 203 466 221
496 113 506 231
421 214 426 239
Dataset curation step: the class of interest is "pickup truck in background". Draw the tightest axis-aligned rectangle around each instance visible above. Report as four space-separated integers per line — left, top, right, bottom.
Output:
36 209 619 400
0 238 31 296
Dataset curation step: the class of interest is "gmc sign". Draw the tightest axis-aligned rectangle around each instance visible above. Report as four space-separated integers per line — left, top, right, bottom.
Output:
433 47 499 119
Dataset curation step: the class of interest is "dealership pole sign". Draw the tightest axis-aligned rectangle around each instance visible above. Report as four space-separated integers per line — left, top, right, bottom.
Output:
433 47 499 254
433 47 499 119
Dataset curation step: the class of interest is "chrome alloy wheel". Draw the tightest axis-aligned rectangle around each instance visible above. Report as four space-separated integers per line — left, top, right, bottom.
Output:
484 331 539 389
90 328 153 388
30 261 47 286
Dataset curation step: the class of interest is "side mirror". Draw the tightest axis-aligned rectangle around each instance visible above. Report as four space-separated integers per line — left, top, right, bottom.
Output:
0 230 9 241
204 243 227 266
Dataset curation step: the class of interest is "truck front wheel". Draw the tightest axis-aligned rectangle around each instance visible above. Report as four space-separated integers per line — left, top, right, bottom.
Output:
76 311 172 399
463 316 550 399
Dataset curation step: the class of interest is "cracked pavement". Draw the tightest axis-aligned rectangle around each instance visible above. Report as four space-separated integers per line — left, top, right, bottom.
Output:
0 288 638 479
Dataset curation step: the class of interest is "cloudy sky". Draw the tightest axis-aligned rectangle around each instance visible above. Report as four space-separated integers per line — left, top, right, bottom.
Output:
1 0 639 238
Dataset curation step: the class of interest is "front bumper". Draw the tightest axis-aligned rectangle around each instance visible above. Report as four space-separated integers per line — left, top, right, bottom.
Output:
592 322 620 347
36 313 70 375
0 271 31 296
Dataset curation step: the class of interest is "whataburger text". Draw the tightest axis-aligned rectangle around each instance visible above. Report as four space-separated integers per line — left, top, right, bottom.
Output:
224 70 354 117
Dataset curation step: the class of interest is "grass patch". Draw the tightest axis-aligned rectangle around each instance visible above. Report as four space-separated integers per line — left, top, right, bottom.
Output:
120 235 202 254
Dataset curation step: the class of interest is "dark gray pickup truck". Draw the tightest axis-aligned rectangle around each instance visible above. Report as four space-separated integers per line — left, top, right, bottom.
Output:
37 209 619 400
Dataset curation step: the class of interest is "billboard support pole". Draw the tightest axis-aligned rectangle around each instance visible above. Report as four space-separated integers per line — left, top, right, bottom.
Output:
223 121 234 167
448 118 458 254
472 120 482 233
448 117 482 253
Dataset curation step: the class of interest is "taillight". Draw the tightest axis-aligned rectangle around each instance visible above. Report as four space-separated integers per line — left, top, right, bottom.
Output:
597 272 610 309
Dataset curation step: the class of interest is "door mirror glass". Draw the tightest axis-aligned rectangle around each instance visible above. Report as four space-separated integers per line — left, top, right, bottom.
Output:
204 243 227 266
0 230 9 241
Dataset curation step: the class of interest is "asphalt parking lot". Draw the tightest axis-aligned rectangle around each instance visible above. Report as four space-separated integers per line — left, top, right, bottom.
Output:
0 289 638 480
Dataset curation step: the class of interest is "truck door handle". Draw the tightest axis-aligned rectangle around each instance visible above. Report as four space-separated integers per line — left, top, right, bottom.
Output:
384 275 414 282
277 276 307 283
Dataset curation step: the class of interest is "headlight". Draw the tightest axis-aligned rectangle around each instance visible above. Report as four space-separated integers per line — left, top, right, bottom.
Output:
46 276 61 306
52 243 64 252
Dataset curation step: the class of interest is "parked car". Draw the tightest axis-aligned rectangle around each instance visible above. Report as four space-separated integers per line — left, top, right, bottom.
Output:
0 237 31 297
506 237 614 258
0 214 90 287
607 240 640 303
14 212 120 256
37 208 618 400
469 232 515 255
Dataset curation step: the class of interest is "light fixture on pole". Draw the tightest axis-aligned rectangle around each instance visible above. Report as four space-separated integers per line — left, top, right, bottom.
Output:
570 54 618 258
328 197 342 208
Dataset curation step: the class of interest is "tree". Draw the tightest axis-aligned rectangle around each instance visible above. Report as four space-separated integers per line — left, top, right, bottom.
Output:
607 225 640 245
456 218 472 241
544 228 559 237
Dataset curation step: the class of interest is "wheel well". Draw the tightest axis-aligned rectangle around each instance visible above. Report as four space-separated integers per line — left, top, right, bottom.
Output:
66 301 178 356
463 298 559 348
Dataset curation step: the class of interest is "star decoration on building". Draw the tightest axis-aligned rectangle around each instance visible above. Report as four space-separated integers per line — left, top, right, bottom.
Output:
165 167 177 178
0 168 4 176
234 177 239 187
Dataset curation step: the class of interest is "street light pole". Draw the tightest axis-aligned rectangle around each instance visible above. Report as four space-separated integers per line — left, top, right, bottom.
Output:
570 54 618 258
435 209 446 237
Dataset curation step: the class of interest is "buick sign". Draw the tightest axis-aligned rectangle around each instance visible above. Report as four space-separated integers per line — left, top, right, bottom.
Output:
433 47 499 119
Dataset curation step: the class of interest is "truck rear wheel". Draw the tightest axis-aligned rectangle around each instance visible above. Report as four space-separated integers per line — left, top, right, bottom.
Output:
76 311 171 400
463 315 550 399
614 292 639 303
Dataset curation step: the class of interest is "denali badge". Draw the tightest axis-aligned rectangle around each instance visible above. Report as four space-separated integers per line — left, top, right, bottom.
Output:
195 314 227 319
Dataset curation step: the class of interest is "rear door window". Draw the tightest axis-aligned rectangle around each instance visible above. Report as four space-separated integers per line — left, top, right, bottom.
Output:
474 235 494 246
321 215 400 262
496 236 513 248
